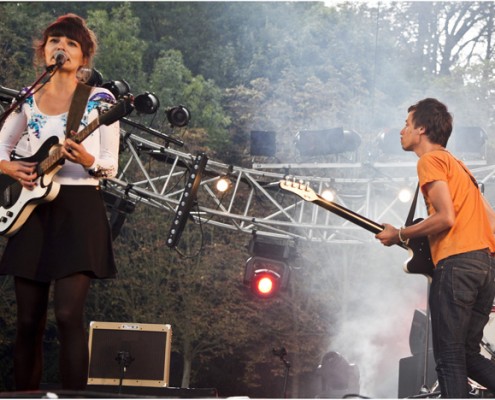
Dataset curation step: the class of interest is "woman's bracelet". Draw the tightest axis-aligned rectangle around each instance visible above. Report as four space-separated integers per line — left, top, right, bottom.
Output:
398 227 409 245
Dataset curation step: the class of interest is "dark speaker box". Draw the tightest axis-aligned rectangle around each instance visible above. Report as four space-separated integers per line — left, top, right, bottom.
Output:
87 322 172 388
250 130 276 156
409 309 433 355
398 352 436 398
295 128 344 156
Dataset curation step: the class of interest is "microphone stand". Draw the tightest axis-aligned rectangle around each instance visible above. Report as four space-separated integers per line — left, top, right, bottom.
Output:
273 347 290 398
115 350 134 395
420 281 432 394
0 63 59 126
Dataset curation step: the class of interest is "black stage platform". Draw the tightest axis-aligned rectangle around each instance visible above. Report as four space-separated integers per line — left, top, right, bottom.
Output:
0 386 218 398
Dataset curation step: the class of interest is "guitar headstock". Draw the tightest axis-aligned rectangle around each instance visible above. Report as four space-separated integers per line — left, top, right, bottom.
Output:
98 96 135 126
279 177 319 202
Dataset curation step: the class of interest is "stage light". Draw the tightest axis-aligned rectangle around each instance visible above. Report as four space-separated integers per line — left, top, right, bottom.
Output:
166 105 190 127
251 269 280 298
316 351 360 398
295 128 361 156
243 235 294 298
398 187 413 203
215 176 231 193
102 80 131 99
244 257 288 299
377 128 402 155
84 68 103 87
321 188 336 202
166 153 208 248
134 92 160 114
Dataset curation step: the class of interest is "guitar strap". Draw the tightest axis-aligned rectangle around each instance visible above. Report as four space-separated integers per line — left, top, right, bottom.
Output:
405 184 420 227
405 155 480 227
454 157 480 190
66 82 92 137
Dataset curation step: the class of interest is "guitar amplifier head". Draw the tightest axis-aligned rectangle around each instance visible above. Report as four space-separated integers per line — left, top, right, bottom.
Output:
87 321 172 387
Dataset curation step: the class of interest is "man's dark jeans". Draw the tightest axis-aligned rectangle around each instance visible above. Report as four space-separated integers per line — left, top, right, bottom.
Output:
430 249 495 398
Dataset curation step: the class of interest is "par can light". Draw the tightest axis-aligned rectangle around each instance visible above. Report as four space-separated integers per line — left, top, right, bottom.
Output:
101 80 131 99
166 105 191 127
134 92 160 114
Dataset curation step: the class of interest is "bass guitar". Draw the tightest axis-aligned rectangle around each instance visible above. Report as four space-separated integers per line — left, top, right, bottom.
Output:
0 96 134 237
279 179 434 278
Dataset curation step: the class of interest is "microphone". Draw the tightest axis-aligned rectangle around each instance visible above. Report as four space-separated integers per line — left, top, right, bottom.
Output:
54 50 67 66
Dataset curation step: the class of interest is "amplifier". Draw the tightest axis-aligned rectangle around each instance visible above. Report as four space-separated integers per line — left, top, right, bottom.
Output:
87 321 172 387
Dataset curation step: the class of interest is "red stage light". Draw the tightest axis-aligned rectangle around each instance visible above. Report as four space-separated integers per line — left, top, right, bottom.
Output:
251 269 281 299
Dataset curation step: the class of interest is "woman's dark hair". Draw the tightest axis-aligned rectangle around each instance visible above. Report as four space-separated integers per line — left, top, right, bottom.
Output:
34 13 97 68
408 98 453 147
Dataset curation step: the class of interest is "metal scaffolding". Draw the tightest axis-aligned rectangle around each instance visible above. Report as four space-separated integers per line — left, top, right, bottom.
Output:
105 129 495 245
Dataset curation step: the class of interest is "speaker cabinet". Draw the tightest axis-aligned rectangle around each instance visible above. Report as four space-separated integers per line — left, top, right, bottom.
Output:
398 352 436 398
87 322 172 387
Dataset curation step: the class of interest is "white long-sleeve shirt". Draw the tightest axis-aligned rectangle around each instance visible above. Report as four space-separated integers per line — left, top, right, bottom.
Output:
0 87 120 185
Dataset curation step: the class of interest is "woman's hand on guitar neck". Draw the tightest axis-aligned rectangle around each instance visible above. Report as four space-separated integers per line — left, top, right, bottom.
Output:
0 160 38 190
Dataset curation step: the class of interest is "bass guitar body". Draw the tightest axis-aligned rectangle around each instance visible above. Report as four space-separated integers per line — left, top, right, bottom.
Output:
0 136 62 237
402 219 434 277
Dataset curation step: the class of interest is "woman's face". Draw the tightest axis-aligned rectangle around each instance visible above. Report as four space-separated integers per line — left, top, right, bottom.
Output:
44 35 86 71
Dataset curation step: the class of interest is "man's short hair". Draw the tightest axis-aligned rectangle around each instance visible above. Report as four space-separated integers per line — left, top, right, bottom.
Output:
408 98 453 147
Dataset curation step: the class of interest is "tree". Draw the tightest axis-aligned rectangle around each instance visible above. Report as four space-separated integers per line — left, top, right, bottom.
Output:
87 4 147 91
148 50 231 155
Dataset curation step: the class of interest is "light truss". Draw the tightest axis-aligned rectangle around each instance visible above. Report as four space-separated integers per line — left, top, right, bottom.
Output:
105 129 495 245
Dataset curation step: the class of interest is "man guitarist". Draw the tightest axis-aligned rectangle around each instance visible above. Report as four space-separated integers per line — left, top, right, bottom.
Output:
376 98 495 398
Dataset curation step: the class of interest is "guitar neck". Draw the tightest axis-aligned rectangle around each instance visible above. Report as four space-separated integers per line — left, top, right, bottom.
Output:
39 116 101 174
313 196 384 234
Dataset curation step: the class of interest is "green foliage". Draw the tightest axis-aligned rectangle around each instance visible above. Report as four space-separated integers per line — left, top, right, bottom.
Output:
148 49 230 155
87 4 147 90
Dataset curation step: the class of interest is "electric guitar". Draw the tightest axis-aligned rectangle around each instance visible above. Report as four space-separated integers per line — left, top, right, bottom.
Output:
0 96 134 237
279 179 434 278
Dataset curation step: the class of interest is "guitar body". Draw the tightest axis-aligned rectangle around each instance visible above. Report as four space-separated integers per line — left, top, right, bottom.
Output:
0 136 62 237
0 96 134 237
403 219 434 277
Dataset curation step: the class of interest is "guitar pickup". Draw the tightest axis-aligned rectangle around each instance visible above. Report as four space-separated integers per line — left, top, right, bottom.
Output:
2 185 11 207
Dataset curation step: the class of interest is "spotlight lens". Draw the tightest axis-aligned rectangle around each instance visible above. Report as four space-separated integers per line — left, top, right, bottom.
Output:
216 178 230 192
102 80 130 99
321 189 335 202
134 92 160 114
166 105 191 127
251 270 281 298
257 276 274 294
398 188 412 203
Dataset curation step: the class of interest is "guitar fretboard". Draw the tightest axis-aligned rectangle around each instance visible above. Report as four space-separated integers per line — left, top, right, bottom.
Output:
38 116 101 175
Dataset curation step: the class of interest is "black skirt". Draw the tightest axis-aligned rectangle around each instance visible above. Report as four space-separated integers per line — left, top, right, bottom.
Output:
0 185 117 282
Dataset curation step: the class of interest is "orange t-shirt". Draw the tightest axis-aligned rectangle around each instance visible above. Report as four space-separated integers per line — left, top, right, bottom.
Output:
417 150 495 265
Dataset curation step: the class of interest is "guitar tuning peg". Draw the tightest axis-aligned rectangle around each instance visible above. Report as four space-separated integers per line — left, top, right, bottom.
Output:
283 175 293 185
